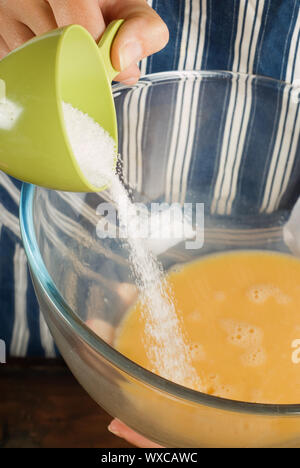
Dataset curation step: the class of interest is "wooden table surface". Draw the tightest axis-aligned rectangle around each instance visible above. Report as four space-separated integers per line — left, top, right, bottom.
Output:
0 358 133 448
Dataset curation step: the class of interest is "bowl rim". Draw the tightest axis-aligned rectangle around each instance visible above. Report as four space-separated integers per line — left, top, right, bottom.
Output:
20 70 300 416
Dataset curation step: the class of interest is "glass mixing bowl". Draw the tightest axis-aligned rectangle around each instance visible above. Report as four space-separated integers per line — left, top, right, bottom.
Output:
20 71 300 448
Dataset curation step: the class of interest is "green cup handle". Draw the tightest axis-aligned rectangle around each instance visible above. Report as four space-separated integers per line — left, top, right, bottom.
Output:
0 79 5 101
98 19 124 83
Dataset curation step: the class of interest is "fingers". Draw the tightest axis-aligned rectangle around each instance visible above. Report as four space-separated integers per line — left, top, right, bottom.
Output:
116 282 139 307
14 1 57 36
0 0 168 87
0 15 34 51
108 419 163 448
0 36 9 60
0 0 105 56
102 0 169 74
0 0 53 56
1 0 57 37
86 318 114 344
47 0 106 41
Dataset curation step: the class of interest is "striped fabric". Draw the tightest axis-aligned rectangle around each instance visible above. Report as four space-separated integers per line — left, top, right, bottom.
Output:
0 0 299 357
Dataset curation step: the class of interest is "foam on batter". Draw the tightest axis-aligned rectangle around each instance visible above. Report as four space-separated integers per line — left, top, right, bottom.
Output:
188 342 206 361
241 347 267 367
247 284 291 305
220 319 263 348
203 374 236 399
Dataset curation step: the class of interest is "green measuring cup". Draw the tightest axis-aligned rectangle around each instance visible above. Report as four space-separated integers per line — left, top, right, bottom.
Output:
0 19 124 192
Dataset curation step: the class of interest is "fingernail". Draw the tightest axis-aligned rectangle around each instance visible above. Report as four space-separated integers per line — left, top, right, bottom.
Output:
108 422 121 437
119 41 143 70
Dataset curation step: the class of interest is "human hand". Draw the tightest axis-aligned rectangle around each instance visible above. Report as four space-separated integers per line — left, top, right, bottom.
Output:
87 306 164 449
108 418 163 448
0 0 169 84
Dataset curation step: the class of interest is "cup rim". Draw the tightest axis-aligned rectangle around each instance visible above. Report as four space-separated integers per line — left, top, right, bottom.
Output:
20 70 300 416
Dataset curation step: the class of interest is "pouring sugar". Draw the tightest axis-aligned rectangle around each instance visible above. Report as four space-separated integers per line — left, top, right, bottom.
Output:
62 101 199 387
62 102 116 188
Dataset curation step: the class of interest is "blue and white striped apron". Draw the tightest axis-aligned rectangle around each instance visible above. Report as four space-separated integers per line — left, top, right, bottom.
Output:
1 0 299 357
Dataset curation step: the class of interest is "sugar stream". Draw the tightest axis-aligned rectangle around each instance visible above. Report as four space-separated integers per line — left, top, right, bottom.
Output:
63 102 199 387
109 177 199 386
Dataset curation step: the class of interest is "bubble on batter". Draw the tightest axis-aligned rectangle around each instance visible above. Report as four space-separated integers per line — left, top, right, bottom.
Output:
275 290 291 305
216 384 235 398
188 310 202 322
185 375 205 392
203 375 235 399
220 319 263 348
208 374 218 381
188 342 206 361
247 285 270 304
247 284 291 305
214 291 226 302
241 347 266 367
206 386 215 395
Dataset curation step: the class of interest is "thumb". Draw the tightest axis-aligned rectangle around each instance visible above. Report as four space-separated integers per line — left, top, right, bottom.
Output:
107 1 169 74
108 419 163 448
